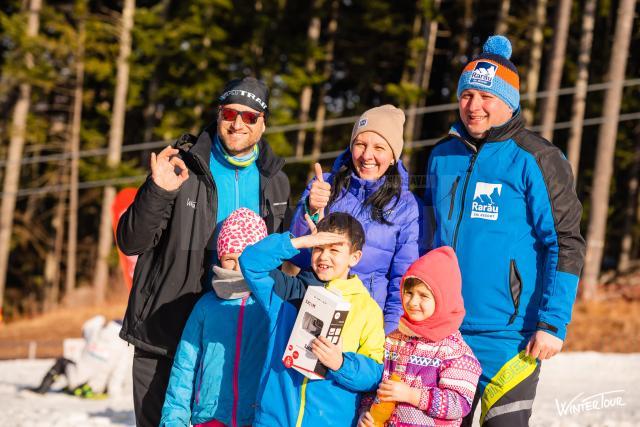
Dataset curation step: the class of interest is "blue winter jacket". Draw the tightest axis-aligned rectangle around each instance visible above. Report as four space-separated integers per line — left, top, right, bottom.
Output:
290 150 424 333
160 288 269 426
424 113 585 340
240 233 385 427
160 264 320 427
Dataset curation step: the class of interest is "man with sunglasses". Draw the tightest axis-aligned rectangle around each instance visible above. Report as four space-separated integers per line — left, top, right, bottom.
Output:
116 77 291 427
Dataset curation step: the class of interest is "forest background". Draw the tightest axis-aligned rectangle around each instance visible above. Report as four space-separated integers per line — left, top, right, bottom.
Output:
0 0 638 322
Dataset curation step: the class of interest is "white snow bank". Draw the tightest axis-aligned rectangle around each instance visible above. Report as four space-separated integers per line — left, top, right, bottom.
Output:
0 359 134 427
0 352 638 426
530 352 640 427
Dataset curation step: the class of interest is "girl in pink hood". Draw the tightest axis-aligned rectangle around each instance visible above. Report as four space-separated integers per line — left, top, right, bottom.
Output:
359 246 482 427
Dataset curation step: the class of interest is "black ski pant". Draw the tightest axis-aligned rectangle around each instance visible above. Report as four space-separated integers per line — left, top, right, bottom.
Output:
132 348 173 427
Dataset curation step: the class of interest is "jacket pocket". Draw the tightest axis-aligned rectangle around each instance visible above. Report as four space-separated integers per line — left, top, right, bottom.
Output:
448 176 461 220
508 259 522 325
263 197 289 233
136 262 161 323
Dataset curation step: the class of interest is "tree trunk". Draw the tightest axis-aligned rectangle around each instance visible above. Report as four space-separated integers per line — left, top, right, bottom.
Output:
617 124 640 272
636 177 640 260
403 0 441 171
141 0 169 149
582 0 636 300
400 2 423 87
307 0 339 180
456 0 473 66
566 0 596 179
65 2 86 296
0 0 42 313
495 0 510 34
44 184 66 312
142 77 160 144
400 0 424 165
250 0 264 73
523 0 547 126
294 0 322 159
93 0 135 304
539 0 572 142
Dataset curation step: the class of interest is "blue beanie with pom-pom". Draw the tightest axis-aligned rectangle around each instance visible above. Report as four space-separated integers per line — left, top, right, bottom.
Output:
457 35 520 111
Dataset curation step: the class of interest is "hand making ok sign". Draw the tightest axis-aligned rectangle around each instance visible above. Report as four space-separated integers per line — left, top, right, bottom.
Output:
150 146 189 192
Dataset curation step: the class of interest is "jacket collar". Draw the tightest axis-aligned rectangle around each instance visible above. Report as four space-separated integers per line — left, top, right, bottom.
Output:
449 110 525 152
186 122 285 178
299 269 327 287
326 275 367 297
211 266 250 300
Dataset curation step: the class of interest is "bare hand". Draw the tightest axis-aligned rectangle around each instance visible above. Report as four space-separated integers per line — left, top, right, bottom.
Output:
377 378 420 406
308 163 331 213
151 146 189 191
357 411 374 427
525 330 563 360
281 261 301 277
311 335 343 371
291 232 346 250
304 211 325 235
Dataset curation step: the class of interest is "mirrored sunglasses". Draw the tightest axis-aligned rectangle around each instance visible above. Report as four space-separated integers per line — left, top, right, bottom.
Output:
218 107 264 125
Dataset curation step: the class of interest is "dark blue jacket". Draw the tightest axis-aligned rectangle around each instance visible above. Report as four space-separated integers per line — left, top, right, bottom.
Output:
424 113 585 340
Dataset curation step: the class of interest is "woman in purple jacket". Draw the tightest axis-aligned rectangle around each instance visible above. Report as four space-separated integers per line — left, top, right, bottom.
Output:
289 105 424 333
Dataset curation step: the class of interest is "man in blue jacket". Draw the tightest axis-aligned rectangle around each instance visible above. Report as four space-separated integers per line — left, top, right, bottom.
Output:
424 35 585 427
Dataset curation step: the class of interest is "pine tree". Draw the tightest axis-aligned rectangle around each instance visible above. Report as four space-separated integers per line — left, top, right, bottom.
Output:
65 0 87 296
93 0 135 303
618 127 640 272
307 0 340 179
403 0 441 172
582 0 637 299
294 0 322 159
539 0 572 142
523 0 547 125
495 0 510 34
566 0 596 178
0 0 42 313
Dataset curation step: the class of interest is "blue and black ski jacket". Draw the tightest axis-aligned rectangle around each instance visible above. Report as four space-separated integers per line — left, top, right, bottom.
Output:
424 112 585 340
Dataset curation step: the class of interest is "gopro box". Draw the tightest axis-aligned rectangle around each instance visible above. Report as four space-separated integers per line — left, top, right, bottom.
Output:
282 286 351 380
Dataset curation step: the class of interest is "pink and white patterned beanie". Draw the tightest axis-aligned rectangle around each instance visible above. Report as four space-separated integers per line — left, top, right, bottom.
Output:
217 208 268 258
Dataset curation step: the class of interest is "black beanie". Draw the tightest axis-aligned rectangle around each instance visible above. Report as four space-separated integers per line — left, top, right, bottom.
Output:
218 77 269 113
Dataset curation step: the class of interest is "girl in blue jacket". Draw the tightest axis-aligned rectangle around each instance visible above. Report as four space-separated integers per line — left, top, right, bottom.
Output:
160 208 271 427
290 105 424 333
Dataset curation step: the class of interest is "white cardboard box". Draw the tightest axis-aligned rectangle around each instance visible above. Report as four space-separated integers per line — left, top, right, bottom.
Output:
282 286 351 380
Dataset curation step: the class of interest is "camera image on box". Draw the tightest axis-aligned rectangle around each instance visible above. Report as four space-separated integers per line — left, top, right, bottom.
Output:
282 286 351 380
302 312 324 338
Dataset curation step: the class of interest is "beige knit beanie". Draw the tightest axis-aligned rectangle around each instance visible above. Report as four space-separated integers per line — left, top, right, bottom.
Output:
350 104 405 162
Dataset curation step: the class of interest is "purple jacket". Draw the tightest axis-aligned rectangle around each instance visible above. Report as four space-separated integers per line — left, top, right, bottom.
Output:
290 150 424 333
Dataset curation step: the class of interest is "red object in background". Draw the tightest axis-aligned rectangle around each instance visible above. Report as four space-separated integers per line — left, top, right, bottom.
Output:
112 188 138 291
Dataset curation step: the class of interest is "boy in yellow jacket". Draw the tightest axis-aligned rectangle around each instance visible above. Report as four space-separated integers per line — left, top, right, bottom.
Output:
240 212 385 427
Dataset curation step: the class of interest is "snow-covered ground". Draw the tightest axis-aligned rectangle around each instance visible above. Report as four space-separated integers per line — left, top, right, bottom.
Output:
0 352 638 426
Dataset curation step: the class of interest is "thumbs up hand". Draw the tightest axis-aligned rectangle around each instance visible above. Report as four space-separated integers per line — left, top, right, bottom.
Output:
308 162 332 214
